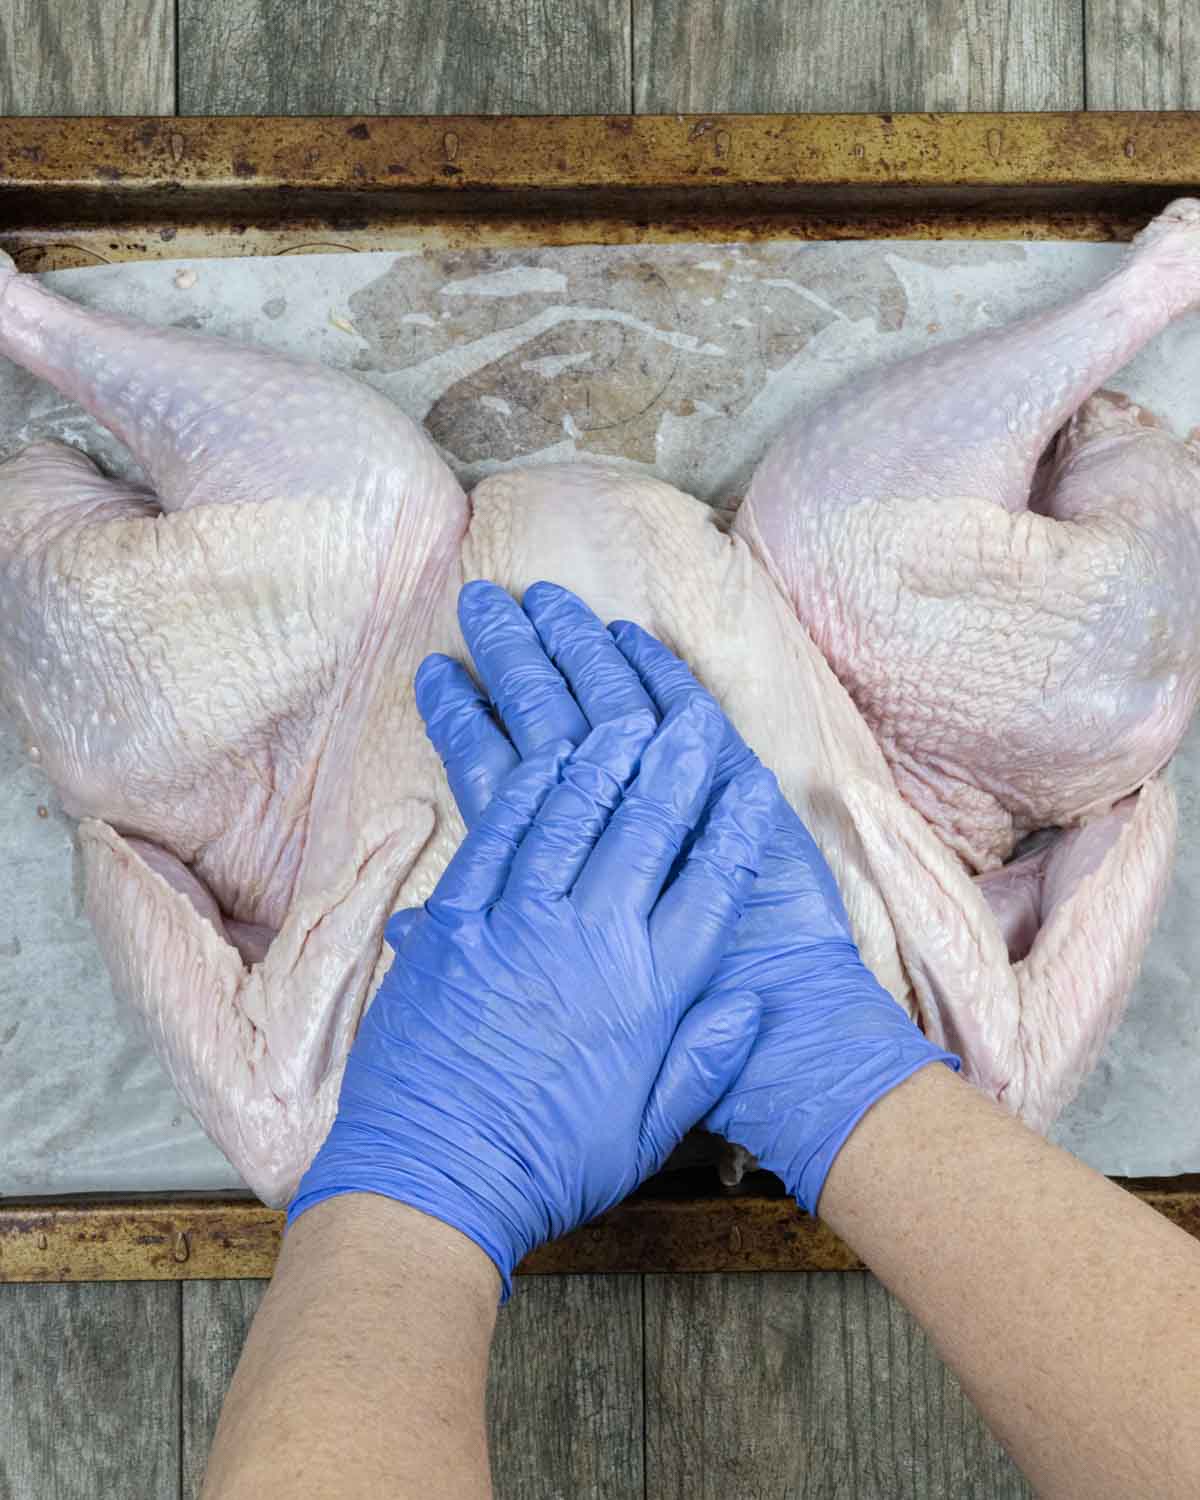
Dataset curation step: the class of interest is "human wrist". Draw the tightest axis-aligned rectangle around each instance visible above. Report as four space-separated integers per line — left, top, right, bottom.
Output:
284 1193 502 1311
708 962 959 1214
780 977 958 1212
287 1113 543 1301
817 1064 958 1218
790 1047 957 1215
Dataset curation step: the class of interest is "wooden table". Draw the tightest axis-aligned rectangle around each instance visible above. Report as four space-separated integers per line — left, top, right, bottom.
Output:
1 4 1196 1496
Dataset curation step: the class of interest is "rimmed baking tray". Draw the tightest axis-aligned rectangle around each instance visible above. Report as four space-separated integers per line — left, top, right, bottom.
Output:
2 112 1199 1281
5 112 1200 268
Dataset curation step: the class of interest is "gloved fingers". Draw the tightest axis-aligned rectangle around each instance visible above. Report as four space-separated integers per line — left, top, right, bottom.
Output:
427 741 573 916
504 713 658 902
415 653 516 827
650 762 777 985
635 989 762 1180
573 695 723 919
458 580 591 754
609 619 755 787
524 581 659 728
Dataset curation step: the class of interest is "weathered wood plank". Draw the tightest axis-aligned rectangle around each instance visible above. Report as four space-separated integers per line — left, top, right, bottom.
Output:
489 1274 644 1500
0 1281 180 1500
645 1271 1033 1499
0 0 174 115
633 0 1083 113
179 0 630 116
182 1280 268 1500
1085 0 1200 108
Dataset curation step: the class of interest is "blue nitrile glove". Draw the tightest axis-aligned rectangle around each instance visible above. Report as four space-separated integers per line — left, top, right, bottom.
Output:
417 580 958 1216
289 692 777 1297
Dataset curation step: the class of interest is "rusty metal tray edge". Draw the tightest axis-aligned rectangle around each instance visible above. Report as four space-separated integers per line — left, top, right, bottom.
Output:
4 113 1200 267
2 111 1199 1278
0 1177 1197 1281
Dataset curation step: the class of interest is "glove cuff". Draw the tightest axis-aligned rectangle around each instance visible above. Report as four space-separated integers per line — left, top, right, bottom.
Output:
287 1124 541 1303
792 1045 959 1215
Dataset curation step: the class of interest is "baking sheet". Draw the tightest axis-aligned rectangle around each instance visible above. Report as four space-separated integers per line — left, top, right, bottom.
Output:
2 239 1199 1194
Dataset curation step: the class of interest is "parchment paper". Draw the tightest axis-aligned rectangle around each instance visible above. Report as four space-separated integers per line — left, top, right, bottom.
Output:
2 239 1198 1194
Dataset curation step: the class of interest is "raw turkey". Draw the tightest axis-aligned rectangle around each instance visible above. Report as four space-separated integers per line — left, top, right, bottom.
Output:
1 202 1197 1207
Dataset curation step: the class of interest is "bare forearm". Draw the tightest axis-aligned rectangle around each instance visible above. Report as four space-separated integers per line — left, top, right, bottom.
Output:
201 1195 499 1500
820 1065 1200 1499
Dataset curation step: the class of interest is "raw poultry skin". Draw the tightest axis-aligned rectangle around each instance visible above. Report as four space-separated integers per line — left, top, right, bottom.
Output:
0 204 1196 1206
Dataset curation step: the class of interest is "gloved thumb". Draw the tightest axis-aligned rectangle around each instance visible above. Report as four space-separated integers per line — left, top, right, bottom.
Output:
384 907 423 954
636 990 761 1181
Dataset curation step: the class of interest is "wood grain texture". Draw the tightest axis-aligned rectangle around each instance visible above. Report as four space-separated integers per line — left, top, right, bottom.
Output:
1086 0 1200 107
181 1280 268 1500
488 1275 643 1500
0 0 174 115
633 0 1083 112
0 1281 180 1500
178 0 630 115
645 1272 1034 1499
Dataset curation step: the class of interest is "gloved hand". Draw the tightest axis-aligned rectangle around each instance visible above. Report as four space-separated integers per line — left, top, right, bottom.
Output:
289 687 777 1297
418 581 958 1216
